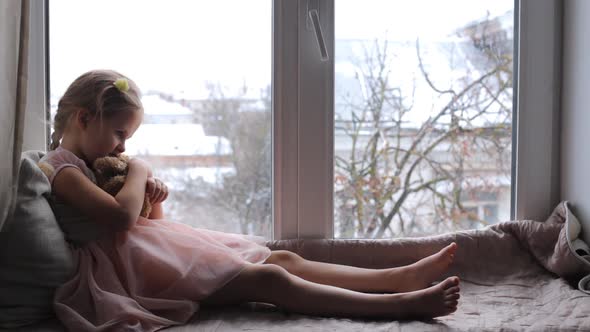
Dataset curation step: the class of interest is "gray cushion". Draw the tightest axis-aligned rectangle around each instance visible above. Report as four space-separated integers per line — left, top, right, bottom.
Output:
0 151 74 328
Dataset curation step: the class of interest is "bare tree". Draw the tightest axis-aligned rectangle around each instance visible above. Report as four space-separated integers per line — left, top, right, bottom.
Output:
196 84 272 238
335 14 513 238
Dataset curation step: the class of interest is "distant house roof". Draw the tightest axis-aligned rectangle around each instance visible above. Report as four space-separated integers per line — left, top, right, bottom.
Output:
141 94 193 115
435 174 511 194
126 123 232 156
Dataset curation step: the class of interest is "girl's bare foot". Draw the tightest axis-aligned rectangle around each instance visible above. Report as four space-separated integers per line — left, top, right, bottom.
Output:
391 276 460 319
395 242 457 292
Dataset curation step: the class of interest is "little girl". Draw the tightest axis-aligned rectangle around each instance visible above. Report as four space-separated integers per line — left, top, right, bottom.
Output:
40 69 460 331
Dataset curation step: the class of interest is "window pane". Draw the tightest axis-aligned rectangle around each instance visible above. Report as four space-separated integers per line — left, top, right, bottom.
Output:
49 0 272 238
335 0 514 238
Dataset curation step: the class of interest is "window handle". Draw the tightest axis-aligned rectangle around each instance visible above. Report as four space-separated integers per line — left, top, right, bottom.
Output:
308 9 329 61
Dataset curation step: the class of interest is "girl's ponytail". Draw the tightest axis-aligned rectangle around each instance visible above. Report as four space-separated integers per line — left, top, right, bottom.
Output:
49 129 63 151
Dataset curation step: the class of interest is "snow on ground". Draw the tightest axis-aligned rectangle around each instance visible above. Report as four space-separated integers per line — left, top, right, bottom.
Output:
157 166 235 190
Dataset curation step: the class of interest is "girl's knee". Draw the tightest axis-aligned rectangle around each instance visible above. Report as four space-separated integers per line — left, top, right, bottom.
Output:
251 264 293 290
255 263 290 279
204 264 293 305
266 250 303 268
226 264 299 305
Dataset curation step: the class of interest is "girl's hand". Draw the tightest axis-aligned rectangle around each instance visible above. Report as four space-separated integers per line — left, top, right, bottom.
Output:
146 177 168 204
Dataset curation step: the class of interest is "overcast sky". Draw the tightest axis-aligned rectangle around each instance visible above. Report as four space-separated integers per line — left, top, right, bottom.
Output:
49 0 512 100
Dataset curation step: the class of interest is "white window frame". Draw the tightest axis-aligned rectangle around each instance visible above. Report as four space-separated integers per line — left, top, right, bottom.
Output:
273 0 335 239
28 0 562 240
273 0 563 239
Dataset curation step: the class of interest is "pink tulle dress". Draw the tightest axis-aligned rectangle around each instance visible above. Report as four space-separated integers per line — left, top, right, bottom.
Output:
39 147 272 331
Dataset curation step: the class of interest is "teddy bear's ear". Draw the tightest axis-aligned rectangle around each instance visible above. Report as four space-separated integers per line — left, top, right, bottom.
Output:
118 154 130 163
92 157 109 186
92 158 109 174
112 156 128 173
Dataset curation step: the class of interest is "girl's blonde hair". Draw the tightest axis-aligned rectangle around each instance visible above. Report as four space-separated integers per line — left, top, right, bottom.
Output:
50 69 143 150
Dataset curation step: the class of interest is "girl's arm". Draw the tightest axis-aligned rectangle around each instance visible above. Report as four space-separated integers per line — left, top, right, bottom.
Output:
52 158 150 231
148 203 164 219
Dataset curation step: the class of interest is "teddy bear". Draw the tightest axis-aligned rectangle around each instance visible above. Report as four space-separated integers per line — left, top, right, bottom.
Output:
92 154 152 218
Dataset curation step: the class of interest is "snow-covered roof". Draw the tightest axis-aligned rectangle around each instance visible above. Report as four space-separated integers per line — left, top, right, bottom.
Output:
141 94 193 115
126 123 232 156
435 174 511 193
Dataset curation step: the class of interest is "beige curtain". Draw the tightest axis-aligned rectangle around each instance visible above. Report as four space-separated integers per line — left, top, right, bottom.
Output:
0 0 30 231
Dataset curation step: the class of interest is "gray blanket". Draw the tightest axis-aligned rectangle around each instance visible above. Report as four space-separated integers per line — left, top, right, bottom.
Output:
169 201 590 332
7 202 590 332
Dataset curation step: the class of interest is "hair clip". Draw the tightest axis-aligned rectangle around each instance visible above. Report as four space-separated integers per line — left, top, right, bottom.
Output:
114 78 129 92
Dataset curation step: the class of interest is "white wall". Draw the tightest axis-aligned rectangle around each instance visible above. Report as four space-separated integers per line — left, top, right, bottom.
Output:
561 0 590 243
20 0 47 152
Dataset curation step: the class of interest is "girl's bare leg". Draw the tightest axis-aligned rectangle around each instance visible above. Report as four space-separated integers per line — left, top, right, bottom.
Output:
202 263 460 319
264 243 457 293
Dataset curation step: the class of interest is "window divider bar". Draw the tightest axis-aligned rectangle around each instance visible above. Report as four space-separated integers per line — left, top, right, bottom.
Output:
273 0 300 240
297 0 334 239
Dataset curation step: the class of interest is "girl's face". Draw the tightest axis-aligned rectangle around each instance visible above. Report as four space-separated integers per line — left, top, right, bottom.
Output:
80 108 143 163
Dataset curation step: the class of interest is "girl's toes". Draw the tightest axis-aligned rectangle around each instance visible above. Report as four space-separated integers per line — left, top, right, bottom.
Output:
446 243 458 254
441 277 460 289
450 276 460 285
445 300 458 307
445 286 460 295
446 293 460 301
